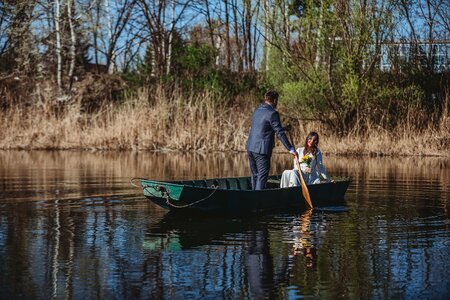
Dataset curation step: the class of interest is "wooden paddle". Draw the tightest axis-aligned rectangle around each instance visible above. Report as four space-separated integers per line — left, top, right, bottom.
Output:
288 132 313 209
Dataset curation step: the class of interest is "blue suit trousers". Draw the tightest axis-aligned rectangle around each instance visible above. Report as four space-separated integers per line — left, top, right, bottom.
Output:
247 151 271 190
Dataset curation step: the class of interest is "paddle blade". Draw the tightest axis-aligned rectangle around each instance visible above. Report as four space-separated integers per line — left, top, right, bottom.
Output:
301 182 313 208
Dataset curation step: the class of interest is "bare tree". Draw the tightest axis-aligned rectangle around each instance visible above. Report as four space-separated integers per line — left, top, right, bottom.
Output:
231 0 243 72
261 0 271 72
399 0 420 66
244 0 252 71
432 0 450 38
104 0 136 74
67 0 76 88
137 0 193 79
166 0 175 74
93 0 101 67
204 0 216 47
223 0 231 69
55 0 62 90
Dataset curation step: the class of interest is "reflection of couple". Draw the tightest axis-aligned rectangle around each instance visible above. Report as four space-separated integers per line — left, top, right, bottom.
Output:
292 209 317 268
280 131 331 188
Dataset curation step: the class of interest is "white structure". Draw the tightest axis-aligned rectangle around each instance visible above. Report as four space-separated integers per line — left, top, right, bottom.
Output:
379 40 449 72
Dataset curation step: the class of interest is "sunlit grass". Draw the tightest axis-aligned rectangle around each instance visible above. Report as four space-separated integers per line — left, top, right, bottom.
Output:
0 88 448 156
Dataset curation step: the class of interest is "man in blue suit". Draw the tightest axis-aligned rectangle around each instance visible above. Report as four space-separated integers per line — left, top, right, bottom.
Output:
246 90 298 190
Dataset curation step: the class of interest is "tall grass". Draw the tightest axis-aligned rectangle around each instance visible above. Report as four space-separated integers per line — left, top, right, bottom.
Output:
0 88 251 151
0 88 449 156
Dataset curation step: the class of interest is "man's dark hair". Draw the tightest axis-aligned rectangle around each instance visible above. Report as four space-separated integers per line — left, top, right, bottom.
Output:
265 90 279 102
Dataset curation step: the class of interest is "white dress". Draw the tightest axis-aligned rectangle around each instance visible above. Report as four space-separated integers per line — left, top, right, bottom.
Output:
280 147 329 188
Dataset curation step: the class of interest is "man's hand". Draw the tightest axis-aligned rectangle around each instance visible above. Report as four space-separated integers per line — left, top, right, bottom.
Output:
289 148 298 158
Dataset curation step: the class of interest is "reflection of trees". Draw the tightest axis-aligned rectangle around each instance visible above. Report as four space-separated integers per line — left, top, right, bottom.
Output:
282 155 450 298
51 199 60 299
2 152 446 205
274 154 448 182
274 154 449 207
1 151 449 298
0 151 252 203
0 195 166 298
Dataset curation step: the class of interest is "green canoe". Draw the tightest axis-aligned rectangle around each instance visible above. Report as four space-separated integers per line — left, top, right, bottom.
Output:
132 175 351 213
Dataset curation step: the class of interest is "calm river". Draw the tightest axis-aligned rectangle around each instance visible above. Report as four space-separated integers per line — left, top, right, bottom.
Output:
0 151 449 299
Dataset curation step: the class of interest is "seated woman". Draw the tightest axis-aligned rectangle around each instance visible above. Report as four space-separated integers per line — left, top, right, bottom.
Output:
280 131 330 188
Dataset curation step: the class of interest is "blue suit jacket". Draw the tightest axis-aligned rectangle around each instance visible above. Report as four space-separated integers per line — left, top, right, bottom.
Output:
246 103 293 155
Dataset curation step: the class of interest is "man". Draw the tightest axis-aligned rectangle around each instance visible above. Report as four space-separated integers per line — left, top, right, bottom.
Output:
246 90 297 190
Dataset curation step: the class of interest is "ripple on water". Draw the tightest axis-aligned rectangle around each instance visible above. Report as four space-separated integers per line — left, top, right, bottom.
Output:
0 152 449 298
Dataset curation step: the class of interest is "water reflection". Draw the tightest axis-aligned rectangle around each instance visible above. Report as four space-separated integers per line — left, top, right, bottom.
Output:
0 151 449 298
147 213 282 298
292 210 316 268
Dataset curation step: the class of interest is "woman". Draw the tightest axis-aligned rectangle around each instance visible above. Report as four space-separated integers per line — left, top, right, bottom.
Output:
280 131 330 188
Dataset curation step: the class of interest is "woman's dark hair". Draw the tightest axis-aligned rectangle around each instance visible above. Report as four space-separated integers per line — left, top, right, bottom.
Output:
303 131 319 156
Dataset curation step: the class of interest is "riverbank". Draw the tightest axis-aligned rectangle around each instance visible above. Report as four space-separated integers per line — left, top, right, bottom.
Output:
1 90 449 156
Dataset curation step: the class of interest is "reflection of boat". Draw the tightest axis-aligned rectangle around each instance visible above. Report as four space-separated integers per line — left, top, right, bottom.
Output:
133 175 351 214
148 211 261 249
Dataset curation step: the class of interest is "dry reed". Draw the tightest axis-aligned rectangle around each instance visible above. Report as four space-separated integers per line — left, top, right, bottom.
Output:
0 88 449 156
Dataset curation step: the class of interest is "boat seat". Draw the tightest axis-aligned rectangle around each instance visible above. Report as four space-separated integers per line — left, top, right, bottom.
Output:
236 178 252 190
216 179 229 189
205 179 219 188
274 175 282 182
201 180 209 187
226 178 241 190
193 180 207 187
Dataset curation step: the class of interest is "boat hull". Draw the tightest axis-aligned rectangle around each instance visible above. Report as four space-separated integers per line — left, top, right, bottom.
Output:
137 175 350 213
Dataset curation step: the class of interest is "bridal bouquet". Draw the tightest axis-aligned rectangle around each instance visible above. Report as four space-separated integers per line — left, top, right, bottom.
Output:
300 155 312 167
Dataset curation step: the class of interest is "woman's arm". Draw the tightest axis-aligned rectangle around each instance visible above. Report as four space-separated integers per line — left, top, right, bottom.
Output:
315 150 329 181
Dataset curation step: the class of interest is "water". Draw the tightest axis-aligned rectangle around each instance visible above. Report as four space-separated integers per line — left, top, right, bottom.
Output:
0 151 449 299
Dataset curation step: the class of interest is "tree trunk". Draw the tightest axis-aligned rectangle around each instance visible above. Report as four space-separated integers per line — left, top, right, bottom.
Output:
67 0 76 89
251 1 260 72
262 0 270 72
94 0 101 69
283 0 290 50
215 33 222 66
231 0 243 72
105 0 115 74
55 0 62 91
315 0 323 69
400 0 419 67
244 0 252 72
205 0 215 48
166 0 175 75
224 0 231 69
424 0 434 70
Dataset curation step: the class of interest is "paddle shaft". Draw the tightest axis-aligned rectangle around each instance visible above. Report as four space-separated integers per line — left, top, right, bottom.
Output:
288 132 313 209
